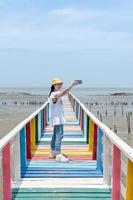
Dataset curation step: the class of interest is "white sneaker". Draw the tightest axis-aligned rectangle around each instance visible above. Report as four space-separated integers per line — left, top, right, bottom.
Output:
55 154 69 163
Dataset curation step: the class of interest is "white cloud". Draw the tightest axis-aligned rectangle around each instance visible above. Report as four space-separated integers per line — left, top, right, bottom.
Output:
50 8 102 20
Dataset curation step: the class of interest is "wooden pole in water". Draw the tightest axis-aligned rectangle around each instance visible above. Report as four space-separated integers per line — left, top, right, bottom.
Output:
126 112 131 134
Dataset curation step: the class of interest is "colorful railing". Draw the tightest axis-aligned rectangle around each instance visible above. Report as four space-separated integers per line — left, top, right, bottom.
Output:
68 92 133 200
0 101 49 200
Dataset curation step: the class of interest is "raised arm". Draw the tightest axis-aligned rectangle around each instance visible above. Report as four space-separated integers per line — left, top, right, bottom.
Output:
52 80 78 102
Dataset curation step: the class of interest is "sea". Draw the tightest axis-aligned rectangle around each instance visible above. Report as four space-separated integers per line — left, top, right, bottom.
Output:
0 87 133 96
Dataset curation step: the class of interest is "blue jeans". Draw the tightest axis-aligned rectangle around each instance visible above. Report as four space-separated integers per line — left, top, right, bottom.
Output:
51 124 64 155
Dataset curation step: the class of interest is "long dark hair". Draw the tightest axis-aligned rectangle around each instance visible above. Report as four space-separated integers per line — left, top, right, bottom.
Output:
49 85 55 96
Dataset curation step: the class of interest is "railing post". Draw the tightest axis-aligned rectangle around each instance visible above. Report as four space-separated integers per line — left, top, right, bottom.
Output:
0 151 3 200
41 110 44 136
97 128 103 172
43 108 46 131
83 112 87 138
76 102 78 119
112 144 121 200
82 110 84 133
103 134 111 186
20 128 27 170
11 134 21 182
86 116 90 144
38 112 42 141
79 106 82 128
126 159 133 200
26 122 32 159
30 118 36 151
46 103 49 124
92 124 98 160
35 115 38 144
88 119 94 152
2 143 12 200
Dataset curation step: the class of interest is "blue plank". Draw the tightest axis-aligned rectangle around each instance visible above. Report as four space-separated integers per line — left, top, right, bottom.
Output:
21 174 102 178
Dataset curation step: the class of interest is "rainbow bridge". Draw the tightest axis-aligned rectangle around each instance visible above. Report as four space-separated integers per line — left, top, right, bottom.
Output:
0 93 133 200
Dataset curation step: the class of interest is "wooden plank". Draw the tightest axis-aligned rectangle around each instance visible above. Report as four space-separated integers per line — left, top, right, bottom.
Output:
112 144 121 200
12 188 111 199
2 143 12 200
12 178 106 189
126 159 133 200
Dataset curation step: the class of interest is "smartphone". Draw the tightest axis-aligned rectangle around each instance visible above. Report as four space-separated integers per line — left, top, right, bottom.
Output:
75 80 82 84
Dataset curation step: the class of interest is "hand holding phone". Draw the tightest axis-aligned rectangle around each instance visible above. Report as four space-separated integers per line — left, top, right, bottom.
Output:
72 80 82 86
75 80 82 84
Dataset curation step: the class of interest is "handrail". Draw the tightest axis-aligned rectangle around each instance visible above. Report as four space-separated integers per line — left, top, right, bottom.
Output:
69 92 133 162
0 101 49 151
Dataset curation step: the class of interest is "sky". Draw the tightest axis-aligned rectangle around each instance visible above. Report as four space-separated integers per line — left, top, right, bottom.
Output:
0 0 133 87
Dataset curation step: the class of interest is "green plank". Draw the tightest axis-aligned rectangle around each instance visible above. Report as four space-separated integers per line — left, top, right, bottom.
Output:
12 188 111 193
13 198 111 200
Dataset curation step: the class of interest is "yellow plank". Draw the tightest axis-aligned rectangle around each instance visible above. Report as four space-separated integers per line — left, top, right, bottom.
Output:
30 118 36 150
126 159 133 200
32 150 92 156
88 119 94 152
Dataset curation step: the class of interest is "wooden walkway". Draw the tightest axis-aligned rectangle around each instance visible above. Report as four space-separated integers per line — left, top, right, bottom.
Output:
12 95 111 199
2 92 133 199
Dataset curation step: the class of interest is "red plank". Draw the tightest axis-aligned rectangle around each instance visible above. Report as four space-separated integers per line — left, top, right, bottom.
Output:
112 145 121 200
2 143 12 200
26 122 32 159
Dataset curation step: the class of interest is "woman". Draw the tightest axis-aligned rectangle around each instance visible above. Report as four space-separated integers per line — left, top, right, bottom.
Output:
48 78 78 162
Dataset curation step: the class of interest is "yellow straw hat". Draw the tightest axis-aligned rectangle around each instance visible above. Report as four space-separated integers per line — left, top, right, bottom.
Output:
52 78 63 85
